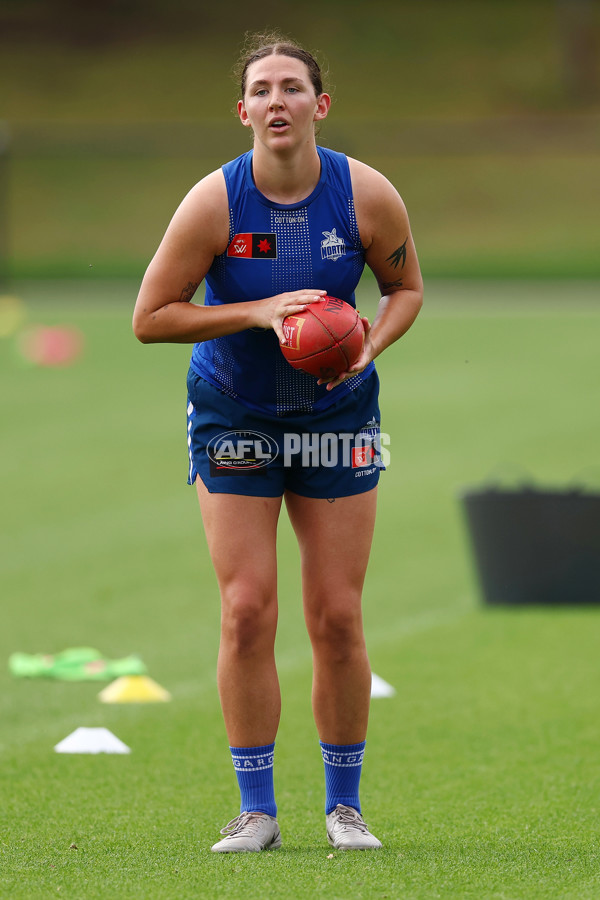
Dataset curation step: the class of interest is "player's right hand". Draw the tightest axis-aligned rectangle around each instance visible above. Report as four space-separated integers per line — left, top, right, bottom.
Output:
255 290 327 344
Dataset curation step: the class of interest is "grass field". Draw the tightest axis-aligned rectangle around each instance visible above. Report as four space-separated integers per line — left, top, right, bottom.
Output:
1 278 599 899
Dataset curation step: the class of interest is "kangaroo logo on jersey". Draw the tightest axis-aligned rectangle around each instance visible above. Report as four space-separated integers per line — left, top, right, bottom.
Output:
321 228 346 262
227 233 277 259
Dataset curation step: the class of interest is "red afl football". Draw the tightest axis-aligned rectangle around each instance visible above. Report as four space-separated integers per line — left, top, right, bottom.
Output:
280 296 365 380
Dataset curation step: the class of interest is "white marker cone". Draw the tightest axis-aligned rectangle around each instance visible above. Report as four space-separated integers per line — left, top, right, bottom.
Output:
54 727 131 754
371 672 396 698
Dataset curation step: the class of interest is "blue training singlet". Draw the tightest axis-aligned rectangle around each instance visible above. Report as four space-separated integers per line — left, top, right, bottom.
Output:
189 145 375 416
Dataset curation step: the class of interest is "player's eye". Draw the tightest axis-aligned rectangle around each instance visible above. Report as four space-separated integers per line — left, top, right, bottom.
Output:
255 89 268 96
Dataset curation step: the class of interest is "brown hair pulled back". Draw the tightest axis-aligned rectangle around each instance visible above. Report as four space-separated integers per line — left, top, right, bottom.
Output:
234 31 325 99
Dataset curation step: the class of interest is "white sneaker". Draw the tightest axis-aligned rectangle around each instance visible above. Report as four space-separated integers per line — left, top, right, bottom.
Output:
326 804 382 850
211 812 282 853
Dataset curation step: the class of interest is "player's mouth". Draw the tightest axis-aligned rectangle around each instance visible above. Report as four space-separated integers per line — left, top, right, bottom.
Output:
269 119 290 132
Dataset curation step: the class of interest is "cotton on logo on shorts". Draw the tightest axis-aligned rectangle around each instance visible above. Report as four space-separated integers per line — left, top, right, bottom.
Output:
207 430 279 474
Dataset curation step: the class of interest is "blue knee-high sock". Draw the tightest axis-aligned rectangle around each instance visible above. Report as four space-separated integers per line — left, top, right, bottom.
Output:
320 740 366 814
230 743 277 818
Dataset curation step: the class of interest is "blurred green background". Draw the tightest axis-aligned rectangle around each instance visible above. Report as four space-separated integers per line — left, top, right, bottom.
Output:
1 0 599 280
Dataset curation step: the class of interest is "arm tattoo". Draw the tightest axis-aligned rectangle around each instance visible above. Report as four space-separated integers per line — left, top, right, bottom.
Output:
179 281 199 302
385 238 408 270
379 278 404 291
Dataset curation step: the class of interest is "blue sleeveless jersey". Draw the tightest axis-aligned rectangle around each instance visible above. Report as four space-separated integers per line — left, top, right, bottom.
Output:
189 146 375 416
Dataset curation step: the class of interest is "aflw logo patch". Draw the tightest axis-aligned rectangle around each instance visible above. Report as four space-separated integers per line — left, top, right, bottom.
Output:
227 233 277 259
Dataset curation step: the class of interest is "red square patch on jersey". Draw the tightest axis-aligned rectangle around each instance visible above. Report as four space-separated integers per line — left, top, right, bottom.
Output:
227 234 277 259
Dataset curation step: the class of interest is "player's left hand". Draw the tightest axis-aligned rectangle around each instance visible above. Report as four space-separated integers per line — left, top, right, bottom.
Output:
317 317 374 390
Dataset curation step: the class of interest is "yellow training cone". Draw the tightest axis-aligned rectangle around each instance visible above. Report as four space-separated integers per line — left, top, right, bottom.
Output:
99 675 171 703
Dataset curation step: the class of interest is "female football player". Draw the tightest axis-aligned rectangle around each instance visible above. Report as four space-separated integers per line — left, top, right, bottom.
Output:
133 32 423 852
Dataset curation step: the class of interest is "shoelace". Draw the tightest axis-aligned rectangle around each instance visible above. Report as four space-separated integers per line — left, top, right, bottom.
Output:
332 805 370 833
219 812 264 836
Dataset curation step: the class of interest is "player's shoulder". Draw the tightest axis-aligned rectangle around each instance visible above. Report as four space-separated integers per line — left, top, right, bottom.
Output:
180 167 228 213
347 157 408 247
165 167 230 254
347 157 404 204
174 168 228 225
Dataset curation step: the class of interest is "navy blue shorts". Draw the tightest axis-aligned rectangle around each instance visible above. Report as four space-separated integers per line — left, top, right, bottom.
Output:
186 369 385 498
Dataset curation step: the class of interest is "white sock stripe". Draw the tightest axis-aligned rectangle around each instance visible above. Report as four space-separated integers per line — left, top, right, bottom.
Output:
231 751 275 760
231 753 275 771
321 750 365 767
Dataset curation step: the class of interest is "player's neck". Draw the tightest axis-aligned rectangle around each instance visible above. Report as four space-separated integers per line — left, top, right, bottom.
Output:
251 142 321 205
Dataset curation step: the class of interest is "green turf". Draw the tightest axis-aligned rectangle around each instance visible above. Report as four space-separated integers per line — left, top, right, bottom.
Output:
1 279 599 898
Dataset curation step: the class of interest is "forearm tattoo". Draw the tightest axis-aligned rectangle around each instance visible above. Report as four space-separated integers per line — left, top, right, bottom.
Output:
379 278 404 291
385 238 408 270
179 281 199 302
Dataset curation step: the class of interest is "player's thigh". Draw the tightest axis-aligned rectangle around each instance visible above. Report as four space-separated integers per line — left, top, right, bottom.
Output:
196 476 282 591
284 487 377 599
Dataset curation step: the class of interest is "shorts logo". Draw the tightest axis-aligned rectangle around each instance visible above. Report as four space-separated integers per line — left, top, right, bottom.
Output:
207 430 279 477
227 233 277 259
321 227 346 262
358 417 380 441
352 417 382 470
352 446 375 468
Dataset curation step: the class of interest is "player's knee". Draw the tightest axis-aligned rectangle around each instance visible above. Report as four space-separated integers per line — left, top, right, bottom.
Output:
220 586 276 656
308 599 364 658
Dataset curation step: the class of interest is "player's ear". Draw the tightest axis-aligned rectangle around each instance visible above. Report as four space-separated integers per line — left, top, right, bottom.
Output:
314 93 331 122
238 99 252 128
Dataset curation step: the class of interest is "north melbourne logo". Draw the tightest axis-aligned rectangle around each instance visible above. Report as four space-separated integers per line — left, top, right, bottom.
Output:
353 418 384 470
321 228 346 262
